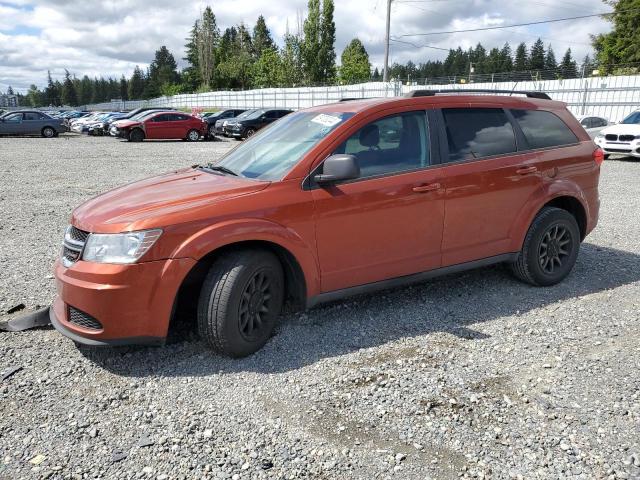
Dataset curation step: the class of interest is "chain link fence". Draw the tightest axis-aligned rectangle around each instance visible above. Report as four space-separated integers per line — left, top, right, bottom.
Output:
82 74 640 122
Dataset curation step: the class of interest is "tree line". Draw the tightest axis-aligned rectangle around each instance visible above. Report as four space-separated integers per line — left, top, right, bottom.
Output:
6 0 640 107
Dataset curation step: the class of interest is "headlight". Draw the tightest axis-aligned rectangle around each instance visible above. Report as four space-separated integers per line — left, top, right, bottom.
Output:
595 135 604 141
82 229 162 264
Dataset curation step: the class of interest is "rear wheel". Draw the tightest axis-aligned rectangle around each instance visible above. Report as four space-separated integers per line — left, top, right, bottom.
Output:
197 250 284 357
511 207 580 286
41 127 56 138
128 129 144 142
186 129 200 142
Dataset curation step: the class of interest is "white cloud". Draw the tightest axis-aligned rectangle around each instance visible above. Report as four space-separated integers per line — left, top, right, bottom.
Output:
0 0 611 92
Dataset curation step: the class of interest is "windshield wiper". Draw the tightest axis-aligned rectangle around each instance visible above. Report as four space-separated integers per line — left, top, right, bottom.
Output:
202 164 239 176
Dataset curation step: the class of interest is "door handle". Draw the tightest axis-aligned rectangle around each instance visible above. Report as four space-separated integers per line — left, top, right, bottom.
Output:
516 166 538 175
412 183 441 193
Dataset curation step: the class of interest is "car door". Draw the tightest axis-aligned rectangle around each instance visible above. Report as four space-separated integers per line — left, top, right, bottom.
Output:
23 112 45 134
436 106 543 266
0 112 24 134
311 110 444 293
145 114 169 139
171 114 191 138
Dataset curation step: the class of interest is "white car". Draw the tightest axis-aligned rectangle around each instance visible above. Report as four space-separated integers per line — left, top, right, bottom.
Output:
594 110 640 158
575 115 610 139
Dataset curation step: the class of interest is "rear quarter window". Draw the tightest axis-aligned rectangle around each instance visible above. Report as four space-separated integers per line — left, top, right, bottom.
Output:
512 109 578 149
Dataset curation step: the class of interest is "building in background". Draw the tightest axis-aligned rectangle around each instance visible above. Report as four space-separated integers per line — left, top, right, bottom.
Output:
0 94 18 108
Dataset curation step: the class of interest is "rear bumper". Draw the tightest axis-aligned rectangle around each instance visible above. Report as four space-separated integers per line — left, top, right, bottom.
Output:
52 257 196 346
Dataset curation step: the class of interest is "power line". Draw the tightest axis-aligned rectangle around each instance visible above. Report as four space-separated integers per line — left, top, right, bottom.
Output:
390 38 450 51
398 11 621 37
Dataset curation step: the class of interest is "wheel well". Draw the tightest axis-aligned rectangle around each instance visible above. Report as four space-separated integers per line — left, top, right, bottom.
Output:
169 241 307 335
542 196 587 240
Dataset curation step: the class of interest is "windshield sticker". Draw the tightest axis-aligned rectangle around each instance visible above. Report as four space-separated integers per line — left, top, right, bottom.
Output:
310 113 342 127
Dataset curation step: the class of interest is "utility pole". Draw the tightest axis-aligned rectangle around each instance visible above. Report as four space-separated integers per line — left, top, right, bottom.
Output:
383 0 392 82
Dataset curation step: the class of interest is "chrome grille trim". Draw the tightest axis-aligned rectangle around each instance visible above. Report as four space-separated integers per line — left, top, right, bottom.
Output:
62 226 89 267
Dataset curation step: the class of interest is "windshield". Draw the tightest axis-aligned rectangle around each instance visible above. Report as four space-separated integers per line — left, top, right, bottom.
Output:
210 111 353 181
235 110 256 120
621 111 640 124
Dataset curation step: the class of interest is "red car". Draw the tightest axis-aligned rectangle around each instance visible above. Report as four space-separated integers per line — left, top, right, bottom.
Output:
115 111 206 142
51 90 601 357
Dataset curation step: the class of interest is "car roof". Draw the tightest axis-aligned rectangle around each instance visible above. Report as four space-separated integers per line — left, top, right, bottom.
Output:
303 94 566 115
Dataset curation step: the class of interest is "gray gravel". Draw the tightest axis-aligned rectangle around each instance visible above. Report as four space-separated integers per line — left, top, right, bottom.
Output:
1 135 639 480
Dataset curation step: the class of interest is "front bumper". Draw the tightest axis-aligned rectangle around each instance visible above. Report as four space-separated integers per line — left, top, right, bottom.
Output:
51 257 196 346
595 137 640 157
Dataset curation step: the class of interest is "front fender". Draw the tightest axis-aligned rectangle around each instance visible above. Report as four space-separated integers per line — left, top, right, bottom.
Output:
509 179 590 252
171 218 321 297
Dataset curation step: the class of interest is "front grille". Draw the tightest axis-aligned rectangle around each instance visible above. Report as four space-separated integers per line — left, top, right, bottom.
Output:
62 226 89 267
606 148 632 153
605 134 618 141
619 135 635 142
68 307 103 330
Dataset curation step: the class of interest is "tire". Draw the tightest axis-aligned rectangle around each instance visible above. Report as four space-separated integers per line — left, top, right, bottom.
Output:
245 128 256 138
42 127 56 138
511 207 580 286
197 249 284 357
604 154 610 160
208 125 217 139
128 129 144 142
186 129 200 142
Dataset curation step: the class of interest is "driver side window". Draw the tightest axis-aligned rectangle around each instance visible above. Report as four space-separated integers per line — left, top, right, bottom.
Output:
334 111 429 179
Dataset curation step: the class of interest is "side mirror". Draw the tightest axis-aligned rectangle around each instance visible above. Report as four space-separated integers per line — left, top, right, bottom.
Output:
314 154 360 184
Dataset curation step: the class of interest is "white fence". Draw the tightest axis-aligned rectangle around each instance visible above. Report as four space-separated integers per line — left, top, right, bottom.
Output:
84 75 640 122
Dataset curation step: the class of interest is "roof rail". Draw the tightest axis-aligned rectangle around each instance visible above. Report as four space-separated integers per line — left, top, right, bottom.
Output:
404 89 552 100
338 97 373 102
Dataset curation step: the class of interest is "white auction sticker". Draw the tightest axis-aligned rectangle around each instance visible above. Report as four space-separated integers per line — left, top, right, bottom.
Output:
310 113 342 127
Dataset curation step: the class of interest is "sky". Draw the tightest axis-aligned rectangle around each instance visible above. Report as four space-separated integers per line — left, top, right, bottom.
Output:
0 0 612 93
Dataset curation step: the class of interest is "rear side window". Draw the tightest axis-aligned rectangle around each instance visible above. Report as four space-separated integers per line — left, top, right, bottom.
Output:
512 110 578 149
24 112 44 120
442 108 517 162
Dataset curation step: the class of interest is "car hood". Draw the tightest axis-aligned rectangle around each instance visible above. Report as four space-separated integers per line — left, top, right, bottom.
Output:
112 119 140 128
71 168 270 233
600 124 640 136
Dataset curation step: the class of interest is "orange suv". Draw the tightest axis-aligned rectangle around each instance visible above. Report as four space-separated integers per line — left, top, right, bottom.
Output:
51 90 602 357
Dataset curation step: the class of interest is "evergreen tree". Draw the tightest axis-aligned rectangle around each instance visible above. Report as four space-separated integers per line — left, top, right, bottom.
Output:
319 0 337 82
544 46 557 71
197 7 219 88
252 47 283 87
303 0 322 83
119 75 129 100
372 67 381 81
514 43 528 71
339 38 371 84
44 71 59 106
145 46 179 98
593 0 640 67
253 15 275 55
500 43 513 72
560 48 578 78
61 69 78 106
7 86 14 95
529 38 546 71
128 66 146 99
183 20 202 90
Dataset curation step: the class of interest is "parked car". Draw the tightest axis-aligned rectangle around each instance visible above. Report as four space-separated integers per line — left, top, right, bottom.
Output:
220 109 259 137
203 109 246 138
594 109 640 158
51 90 601 357
113 111 207 142
70 112 115 134
575 115 610 138
103 107 177 135
109 110 172 137
88 113 128 136
0 110 66 137
229 109 293 139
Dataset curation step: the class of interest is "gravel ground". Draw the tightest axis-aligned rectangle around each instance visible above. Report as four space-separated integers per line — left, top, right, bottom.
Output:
0 135 639 480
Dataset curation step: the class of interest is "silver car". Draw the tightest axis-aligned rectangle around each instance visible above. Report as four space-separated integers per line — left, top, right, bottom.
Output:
0 110 66 137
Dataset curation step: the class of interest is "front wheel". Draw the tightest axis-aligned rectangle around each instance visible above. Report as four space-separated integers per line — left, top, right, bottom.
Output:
245 128 256 138
197 250 284 357
511 207 580 286
208 125 217 139
186 129 200 142
128 129 144 142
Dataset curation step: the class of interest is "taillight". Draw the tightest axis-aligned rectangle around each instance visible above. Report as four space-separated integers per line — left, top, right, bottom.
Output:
593 147 605 166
